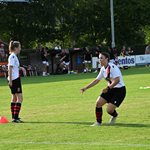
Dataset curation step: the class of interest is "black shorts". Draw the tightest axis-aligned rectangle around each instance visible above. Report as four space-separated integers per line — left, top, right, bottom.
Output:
9 77 22 94
100 86 126 107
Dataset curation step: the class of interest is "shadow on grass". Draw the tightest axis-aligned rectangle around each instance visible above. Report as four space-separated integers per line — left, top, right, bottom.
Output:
24 121 93 125
24 121 150 127
102 123 150 128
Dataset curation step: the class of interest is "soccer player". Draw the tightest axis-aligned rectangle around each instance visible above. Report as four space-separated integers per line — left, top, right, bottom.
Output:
80 52 126 126
8 41 26 123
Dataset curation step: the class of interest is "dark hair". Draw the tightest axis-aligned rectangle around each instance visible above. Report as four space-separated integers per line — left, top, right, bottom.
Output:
100 52 110 62
9 41 20 53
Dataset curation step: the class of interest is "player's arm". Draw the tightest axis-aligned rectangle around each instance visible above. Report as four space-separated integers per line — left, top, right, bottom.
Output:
20 67 27 76
80 68 103 94
102 65 120 93
8 66 13 87
80 79 100 94
59 55 66 62
102 77 120 93
109 77 120 89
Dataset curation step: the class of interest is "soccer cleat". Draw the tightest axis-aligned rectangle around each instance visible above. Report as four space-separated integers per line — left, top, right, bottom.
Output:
109 114 119 125
90 122 101 126
17 118 24 123
12 119 24 123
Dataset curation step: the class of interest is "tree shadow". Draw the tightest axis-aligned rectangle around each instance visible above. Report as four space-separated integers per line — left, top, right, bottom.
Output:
0 67 149 86
0 73 96 86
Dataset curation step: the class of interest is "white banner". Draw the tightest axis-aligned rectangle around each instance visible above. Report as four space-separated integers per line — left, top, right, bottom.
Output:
136 54 150 65
92 55 150 68
118 56 136 67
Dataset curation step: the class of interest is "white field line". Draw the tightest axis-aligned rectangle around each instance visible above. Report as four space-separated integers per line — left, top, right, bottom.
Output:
0 141 149 147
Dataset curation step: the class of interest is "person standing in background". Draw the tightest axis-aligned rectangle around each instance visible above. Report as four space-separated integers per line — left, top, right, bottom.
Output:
108 46 115 63
83 47 92 73
41 47 49 76
145 43 150 67
127 47 134 55
94 45 102 73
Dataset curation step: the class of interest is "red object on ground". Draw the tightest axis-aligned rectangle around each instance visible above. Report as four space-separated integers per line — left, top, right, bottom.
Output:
0 116 9 124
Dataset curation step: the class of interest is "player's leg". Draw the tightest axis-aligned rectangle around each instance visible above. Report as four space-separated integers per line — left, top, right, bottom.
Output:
91 96 107 126
12 78 23 123
107 103 118 124
107 87 126 124
13 93 23 122
11 94 17 120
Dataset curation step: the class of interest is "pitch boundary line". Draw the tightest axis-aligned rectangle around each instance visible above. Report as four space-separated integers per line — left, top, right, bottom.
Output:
0 141 149 147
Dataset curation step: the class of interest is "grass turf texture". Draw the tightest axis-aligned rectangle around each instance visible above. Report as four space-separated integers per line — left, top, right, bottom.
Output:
0 67 150 150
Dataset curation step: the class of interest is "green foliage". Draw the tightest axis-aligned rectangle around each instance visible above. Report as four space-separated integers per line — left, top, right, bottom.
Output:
0 0 150 48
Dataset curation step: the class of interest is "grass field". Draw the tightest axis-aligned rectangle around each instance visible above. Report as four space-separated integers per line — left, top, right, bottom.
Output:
0 67 150 150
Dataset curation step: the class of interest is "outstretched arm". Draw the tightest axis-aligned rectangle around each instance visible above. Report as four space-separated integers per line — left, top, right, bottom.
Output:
80 79 100 94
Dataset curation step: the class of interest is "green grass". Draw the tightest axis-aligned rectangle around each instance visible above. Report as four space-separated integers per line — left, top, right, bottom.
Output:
0 67 150 150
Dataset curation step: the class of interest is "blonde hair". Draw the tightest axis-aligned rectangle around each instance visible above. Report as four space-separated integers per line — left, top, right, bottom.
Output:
9 41 20 53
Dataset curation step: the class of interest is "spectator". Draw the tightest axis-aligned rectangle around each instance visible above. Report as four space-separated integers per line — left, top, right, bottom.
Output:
127 47 134 55
40 47 49 76
113 47 119 65
120 46 129 69
61 49 70 74
108 46 115 63
56 49 70 74
120 46 127 57
94 45 102 73
145 43 150 54
83 47 92 73
145 43 150 67
54 43 61 51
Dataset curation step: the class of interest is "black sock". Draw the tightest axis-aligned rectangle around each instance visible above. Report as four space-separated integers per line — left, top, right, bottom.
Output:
14 103 22 120
11 102 15 119
110 110 118 117
95 107 103 123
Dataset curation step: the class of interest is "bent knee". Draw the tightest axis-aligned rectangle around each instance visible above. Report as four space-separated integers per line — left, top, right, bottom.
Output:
107 108 114 114
96 101 102 108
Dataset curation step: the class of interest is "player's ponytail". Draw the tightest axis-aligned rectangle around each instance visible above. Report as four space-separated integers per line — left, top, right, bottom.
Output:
9 41 20 53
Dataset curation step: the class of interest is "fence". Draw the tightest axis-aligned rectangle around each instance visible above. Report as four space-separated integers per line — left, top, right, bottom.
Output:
92 54 150 68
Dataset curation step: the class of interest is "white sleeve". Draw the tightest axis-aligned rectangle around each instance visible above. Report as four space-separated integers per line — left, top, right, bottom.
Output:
110 65 120 78
96 68 104 80
8 56 15 67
